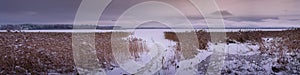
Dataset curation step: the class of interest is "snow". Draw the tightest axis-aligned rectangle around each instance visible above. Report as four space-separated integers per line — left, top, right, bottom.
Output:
134 52 152 65
225 43 260 55
2 29 298 74
206 42 261 56
176 50 213 75
104 29 299 75
107 29 215 75
106 68 130 75
132 29 177 51
216 37 300 75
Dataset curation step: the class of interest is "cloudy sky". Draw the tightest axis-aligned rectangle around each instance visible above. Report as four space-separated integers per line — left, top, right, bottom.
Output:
0 0 300 27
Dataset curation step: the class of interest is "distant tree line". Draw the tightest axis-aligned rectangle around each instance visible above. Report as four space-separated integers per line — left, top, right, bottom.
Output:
0 24 123 30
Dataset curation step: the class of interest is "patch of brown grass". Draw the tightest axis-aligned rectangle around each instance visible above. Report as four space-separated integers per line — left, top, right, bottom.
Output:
164 29 300 51
164 30 210 50
0 32 147 74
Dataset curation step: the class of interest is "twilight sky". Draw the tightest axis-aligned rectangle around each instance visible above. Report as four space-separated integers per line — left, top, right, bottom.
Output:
0 0 300 27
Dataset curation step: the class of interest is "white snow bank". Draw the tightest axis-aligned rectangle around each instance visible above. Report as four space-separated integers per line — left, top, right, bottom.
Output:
208 42 260 55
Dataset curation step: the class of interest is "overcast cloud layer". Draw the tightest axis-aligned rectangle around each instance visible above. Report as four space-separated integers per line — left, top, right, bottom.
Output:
0 0 299 27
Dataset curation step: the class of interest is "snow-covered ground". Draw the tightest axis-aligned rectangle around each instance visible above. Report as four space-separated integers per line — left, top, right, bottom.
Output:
1 29 298 75
104 29 298 75
209 37 299 75
107 29 177 75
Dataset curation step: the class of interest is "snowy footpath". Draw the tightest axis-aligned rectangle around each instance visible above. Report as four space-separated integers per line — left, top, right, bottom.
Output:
106 29 299 75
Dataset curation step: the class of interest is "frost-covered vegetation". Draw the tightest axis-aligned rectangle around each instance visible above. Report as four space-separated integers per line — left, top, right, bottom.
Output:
0 29 299 75
164 29 300 74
